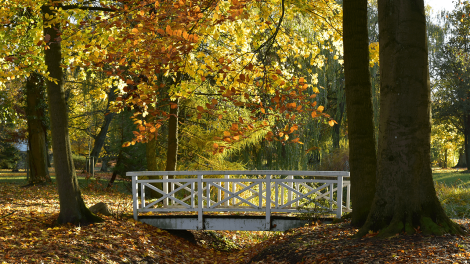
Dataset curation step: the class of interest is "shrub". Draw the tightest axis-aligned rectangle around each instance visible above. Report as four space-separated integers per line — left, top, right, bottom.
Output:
72 154 87 171
316 148 350 171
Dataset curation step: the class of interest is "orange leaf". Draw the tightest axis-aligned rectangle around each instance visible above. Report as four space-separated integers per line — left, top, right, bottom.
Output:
233 135 239 140
122 142 131 147
219 57 224 64
309 94 317 99
211 99 218 105
238 117 244 124
108 36 115 42
261 108 265 114
213 143 219 148
299 77 305 83
149 126 156 133
223 131 231 137
201 76 206 82
329 120 337 126
218 114 223 120
317 106 324 113
311 111 317 118
132 28 139 33
197 106 204 112
230 123 238 131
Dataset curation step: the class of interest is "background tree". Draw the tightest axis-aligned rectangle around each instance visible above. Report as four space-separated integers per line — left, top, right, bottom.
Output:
25 72 51 184
357 0 464 237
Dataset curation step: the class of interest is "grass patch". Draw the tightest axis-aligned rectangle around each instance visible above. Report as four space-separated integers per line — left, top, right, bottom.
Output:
433 169 470 219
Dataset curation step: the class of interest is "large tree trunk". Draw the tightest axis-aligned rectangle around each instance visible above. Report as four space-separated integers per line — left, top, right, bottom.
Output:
87 86 117 173
343 0 377 227
25 72 51 185
357 0 464 237
42 3 101 225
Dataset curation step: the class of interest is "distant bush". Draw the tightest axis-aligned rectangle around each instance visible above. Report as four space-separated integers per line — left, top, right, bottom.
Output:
315 148 349 171
72 154 87 171
0 142 20 169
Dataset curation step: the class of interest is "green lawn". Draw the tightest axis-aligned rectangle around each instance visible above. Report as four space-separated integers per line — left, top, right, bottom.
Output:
432 168 470 187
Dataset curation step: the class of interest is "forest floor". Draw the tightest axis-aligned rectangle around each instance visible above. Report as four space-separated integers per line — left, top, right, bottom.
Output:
0 169 469 263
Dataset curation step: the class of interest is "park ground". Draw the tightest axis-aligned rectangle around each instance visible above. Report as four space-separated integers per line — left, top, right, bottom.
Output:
0 169 469 263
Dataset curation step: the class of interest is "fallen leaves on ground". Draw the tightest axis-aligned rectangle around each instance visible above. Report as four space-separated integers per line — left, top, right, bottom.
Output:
1 177 469 263
250 220 470 263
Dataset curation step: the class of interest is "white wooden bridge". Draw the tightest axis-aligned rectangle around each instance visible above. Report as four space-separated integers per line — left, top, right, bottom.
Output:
127 170 351 231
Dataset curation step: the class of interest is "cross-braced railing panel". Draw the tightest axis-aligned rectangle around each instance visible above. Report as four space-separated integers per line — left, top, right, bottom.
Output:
128 171 351 229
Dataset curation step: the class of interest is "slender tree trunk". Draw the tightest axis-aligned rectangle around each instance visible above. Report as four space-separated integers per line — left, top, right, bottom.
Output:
42 3 101 225
87 86 117 173
166 98 179 178
25 72 51 185
465 115 470 170
332 100 345 149
146 129 163 198
444 149 448 168
357 0 464 237
343 0 377 227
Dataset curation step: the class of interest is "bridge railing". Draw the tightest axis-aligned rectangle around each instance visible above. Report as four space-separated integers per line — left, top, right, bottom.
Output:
127 171 350 230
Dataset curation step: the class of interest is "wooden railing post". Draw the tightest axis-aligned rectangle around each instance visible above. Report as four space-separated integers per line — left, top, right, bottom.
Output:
163 175 168 206
198 174 203 229
225 175 229 207
132 175 138 221
336 175 343 219
266 174 271 230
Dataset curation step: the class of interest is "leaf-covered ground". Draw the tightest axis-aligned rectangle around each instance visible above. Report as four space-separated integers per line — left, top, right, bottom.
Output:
1 172 469 263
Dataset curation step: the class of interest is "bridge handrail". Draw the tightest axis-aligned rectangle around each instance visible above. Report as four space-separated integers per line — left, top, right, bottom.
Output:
127 170 350 230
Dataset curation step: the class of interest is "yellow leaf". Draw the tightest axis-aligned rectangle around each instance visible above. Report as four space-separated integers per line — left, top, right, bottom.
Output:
317 106 324 113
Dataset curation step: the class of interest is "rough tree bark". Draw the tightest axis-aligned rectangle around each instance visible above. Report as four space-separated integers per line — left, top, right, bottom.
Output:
25 72 51 185
357 0 464 237
343 0 377 227
42 3 101 225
